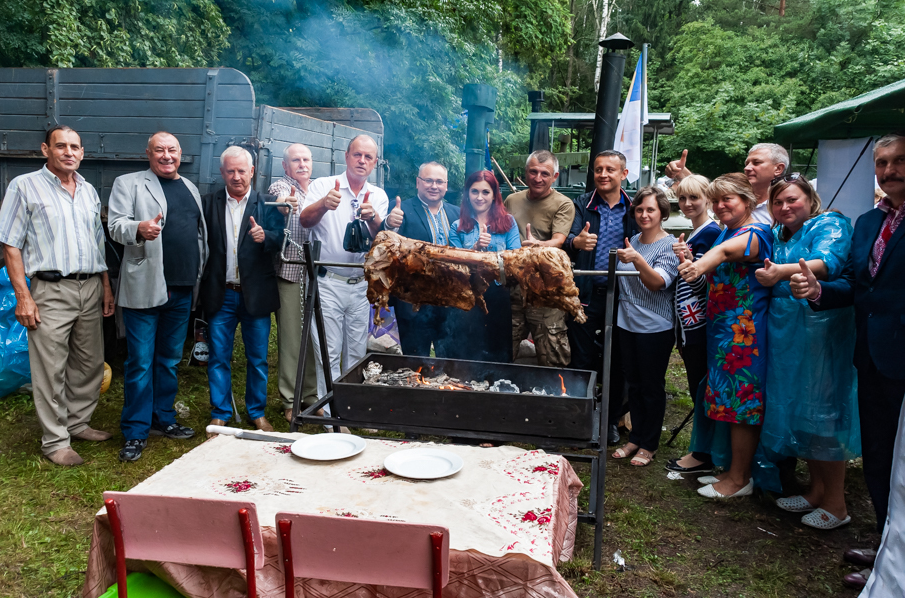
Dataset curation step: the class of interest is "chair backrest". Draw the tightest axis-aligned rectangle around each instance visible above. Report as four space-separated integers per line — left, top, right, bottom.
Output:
103 491 265 570
276 512 449 592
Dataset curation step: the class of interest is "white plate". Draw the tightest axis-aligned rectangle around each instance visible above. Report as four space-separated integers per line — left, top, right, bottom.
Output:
383 448 464 480
290 433 367 461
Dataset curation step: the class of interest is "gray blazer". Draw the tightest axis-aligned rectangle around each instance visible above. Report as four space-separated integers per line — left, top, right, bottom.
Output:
107 169 208 309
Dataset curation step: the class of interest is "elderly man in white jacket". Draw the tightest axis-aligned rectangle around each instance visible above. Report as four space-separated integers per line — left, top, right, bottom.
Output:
107 132 208 462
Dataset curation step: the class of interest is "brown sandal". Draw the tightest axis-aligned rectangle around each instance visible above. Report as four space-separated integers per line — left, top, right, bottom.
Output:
631 449 656 467
612 443 639 459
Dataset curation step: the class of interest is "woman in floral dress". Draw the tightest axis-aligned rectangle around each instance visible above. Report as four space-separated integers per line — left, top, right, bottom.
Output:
678 173 773 499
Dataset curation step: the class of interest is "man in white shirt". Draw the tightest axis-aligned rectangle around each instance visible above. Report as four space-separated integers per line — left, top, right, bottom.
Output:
300 135 388 399
665 143 788 224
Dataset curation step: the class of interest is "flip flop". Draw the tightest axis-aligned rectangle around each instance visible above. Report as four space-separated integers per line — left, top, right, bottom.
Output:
801 508 851 530
776 495 816 513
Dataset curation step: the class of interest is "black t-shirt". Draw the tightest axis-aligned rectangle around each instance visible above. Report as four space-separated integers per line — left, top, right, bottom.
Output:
158 177 201 287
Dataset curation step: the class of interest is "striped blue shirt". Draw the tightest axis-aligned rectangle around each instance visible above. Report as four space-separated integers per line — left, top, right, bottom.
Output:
0 166 107 277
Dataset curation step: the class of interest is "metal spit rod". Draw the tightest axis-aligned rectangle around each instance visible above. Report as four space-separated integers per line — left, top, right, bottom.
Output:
313 259 641 277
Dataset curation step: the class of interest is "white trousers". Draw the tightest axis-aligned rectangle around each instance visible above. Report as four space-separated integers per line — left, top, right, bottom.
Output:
310 276 370 406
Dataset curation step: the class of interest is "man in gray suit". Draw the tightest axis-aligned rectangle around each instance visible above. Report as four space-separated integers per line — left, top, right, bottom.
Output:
108 132 208 462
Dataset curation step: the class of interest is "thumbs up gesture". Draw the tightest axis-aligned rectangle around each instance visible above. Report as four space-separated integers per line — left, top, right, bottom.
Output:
138 212 163 241
358 191 375 222
322 179 341 211
522 223 540 247
678 255 701 283
277 185 299 215
475 223 492 250
790 258 821 300
755 257 782 287
573 221 598 252
665 148 691 180
385 196 404 229
248 215 265 243
616 237 640 264
673 232 691 261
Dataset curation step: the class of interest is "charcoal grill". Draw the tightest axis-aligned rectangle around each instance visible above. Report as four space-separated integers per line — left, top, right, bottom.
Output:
289 241 628 569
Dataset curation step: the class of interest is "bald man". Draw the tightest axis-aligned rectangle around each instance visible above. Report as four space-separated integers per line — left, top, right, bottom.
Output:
268 143 318 423
300 135 388 407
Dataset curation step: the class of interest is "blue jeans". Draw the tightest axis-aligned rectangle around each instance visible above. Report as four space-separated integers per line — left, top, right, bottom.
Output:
121 288 193 440
207 288 271 421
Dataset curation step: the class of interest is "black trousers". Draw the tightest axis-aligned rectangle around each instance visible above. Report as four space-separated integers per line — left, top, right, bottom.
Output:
679 339 711 461
393 298 453 358
858 357 905 533
568 287 626 426
619 326 676 452
445 283 512 364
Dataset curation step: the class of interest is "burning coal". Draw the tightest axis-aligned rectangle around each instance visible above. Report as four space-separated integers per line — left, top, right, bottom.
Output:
362 362 568 396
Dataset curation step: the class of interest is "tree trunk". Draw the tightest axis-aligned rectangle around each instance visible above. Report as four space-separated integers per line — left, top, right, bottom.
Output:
593 0 612 92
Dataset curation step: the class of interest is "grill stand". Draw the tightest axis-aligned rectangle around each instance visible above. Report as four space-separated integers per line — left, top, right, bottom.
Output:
289 243 620 571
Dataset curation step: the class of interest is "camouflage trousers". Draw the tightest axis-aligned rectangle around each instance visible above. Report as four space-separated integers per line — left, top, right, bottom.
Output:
510 287 571 367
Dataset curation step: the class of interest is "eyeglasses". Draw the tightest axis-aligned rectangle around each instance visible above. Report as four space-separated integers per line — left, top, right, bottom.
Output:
418 177 447 186
770 172 805 186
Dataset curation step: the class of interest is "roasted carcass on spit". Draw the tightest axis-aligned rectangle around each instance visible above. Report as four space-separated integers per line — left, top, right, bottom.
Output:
364 231 586 324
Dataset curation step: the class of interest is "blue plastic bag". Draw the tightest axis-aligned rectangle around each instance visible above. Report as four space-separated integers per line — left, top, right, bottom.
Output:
0 267 30 397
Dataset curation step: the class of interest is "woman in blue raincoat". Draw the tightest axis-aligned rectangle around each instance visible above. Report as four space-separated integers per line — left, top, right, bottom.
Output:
755 174 860 530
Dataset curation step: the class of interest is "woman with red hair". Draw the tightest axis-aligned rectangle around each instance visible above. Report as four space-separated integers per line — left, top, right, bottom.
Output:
449 170 520 362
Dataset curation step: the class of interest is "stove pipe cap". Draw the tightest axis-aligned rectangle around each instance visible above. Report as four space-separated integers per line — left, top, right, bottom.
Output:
599 33 634 51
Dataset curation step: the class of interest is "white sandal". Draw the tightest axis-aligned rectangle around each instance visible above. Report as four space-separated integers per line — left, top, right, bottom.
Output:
801 508 851 530
776 495 816 513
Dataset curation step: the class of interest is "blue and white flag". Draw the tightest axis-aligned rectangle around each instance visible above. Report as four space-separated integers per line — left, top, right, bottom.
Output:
614 55 649 184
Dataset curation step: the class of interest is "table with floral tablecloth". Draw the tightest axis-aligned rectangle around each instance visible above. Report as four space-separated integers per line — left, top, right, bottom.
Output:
83 433 583 597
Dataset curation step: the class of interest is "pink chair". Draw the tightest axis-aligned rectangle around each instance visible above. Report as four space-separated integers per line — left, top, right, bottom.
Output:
103 491 264 598
276 513 450 597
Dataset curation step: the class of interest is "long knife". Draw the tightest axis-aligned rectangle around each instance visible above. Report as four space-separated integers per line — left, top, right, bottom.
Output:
206 425 296 443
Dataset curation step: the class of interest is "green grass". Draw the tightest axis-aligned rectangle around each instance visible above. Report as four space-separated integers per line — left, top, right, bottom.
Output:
0 340 875 597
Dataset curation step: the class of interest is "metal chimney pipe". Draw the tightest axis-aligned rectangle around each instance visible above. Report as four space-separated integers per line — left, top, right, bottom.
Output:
462 84 498 180
586 33 634 192
527 90 545 153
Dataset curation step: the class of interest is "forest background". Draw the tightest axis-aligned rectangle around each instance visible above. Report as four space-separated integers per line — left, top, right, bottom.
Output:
2 0 905 191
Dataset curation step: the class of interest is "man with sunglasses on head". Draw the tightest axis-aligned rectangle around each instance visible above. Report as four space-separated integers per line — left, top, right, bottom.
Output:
665 143 788 224
791 132 905 591
382 162 458 356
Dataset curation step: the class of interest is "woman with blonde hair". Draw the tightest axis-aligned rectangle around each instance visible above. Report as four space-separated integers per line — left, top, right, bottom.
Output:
666 175 722 474
756 174 859 529
678 173 773 498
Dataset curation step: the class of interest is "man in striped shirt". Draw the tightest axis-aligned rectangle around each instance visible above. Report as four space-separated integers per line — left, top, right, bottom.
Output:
0 125 115 466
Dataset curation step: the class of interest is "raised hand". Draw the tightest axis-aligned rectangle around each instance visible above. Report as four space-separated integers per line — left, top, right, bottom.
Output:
673 232 691 260
665 149 690 180
358 191 375 222
678 256 701 283
522 223 539 247
248 216 265 243
278 185 299 215
475 223 492 250
754 258 782 287
138 212 163 241
790 258 820 300
386 196 404 229
322 179 341 211
573 221 598 252
616 237 640 264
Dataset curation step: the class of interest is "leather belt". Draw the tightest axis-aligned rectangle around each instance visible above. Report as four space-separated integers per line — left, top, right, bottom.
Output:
318 267 365 285
34 271 97 282
63 273 97 281
226 283 242 292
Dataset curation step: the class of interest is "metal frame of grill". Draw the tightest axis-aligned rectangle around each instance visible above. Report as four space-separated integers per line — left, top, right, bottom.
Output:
288 240 631 570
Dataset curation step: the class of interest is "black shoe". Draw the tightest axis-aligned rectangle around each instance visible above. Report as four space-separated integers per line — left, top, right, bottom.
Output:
843 548 877 567
150 423 195 439
607 425 620 445
843 568 871 589
119 439 147 462
665 458 715 474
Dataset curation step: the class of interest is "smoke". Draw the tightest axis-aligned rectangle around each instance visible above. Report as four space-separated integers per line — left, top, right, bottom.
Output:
217 0 529 199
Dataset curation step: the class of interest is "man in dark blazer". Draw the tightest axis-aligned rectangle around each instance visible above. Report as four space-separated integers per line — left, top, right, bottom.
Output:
793 133 905 588
383 161 459 356
201 146 283 433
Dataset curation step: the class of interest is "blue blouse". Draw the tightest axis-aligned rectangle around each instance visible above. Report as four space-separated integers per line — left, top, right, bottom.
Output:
449 217 521 252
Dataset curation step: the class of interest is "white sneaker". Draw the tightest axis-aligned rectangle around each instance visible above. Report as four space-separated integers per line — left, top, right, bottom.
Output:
697 479 753 499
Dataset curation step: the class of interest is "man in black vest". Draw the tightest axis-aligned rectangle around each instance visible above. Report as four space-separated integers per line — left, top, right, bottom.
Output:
201 146 283 433
383 161 459 356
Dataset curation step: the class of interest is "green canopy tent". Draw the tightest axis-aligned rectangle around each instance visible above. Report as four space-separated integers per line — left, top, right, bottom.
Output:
774 78 905 145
